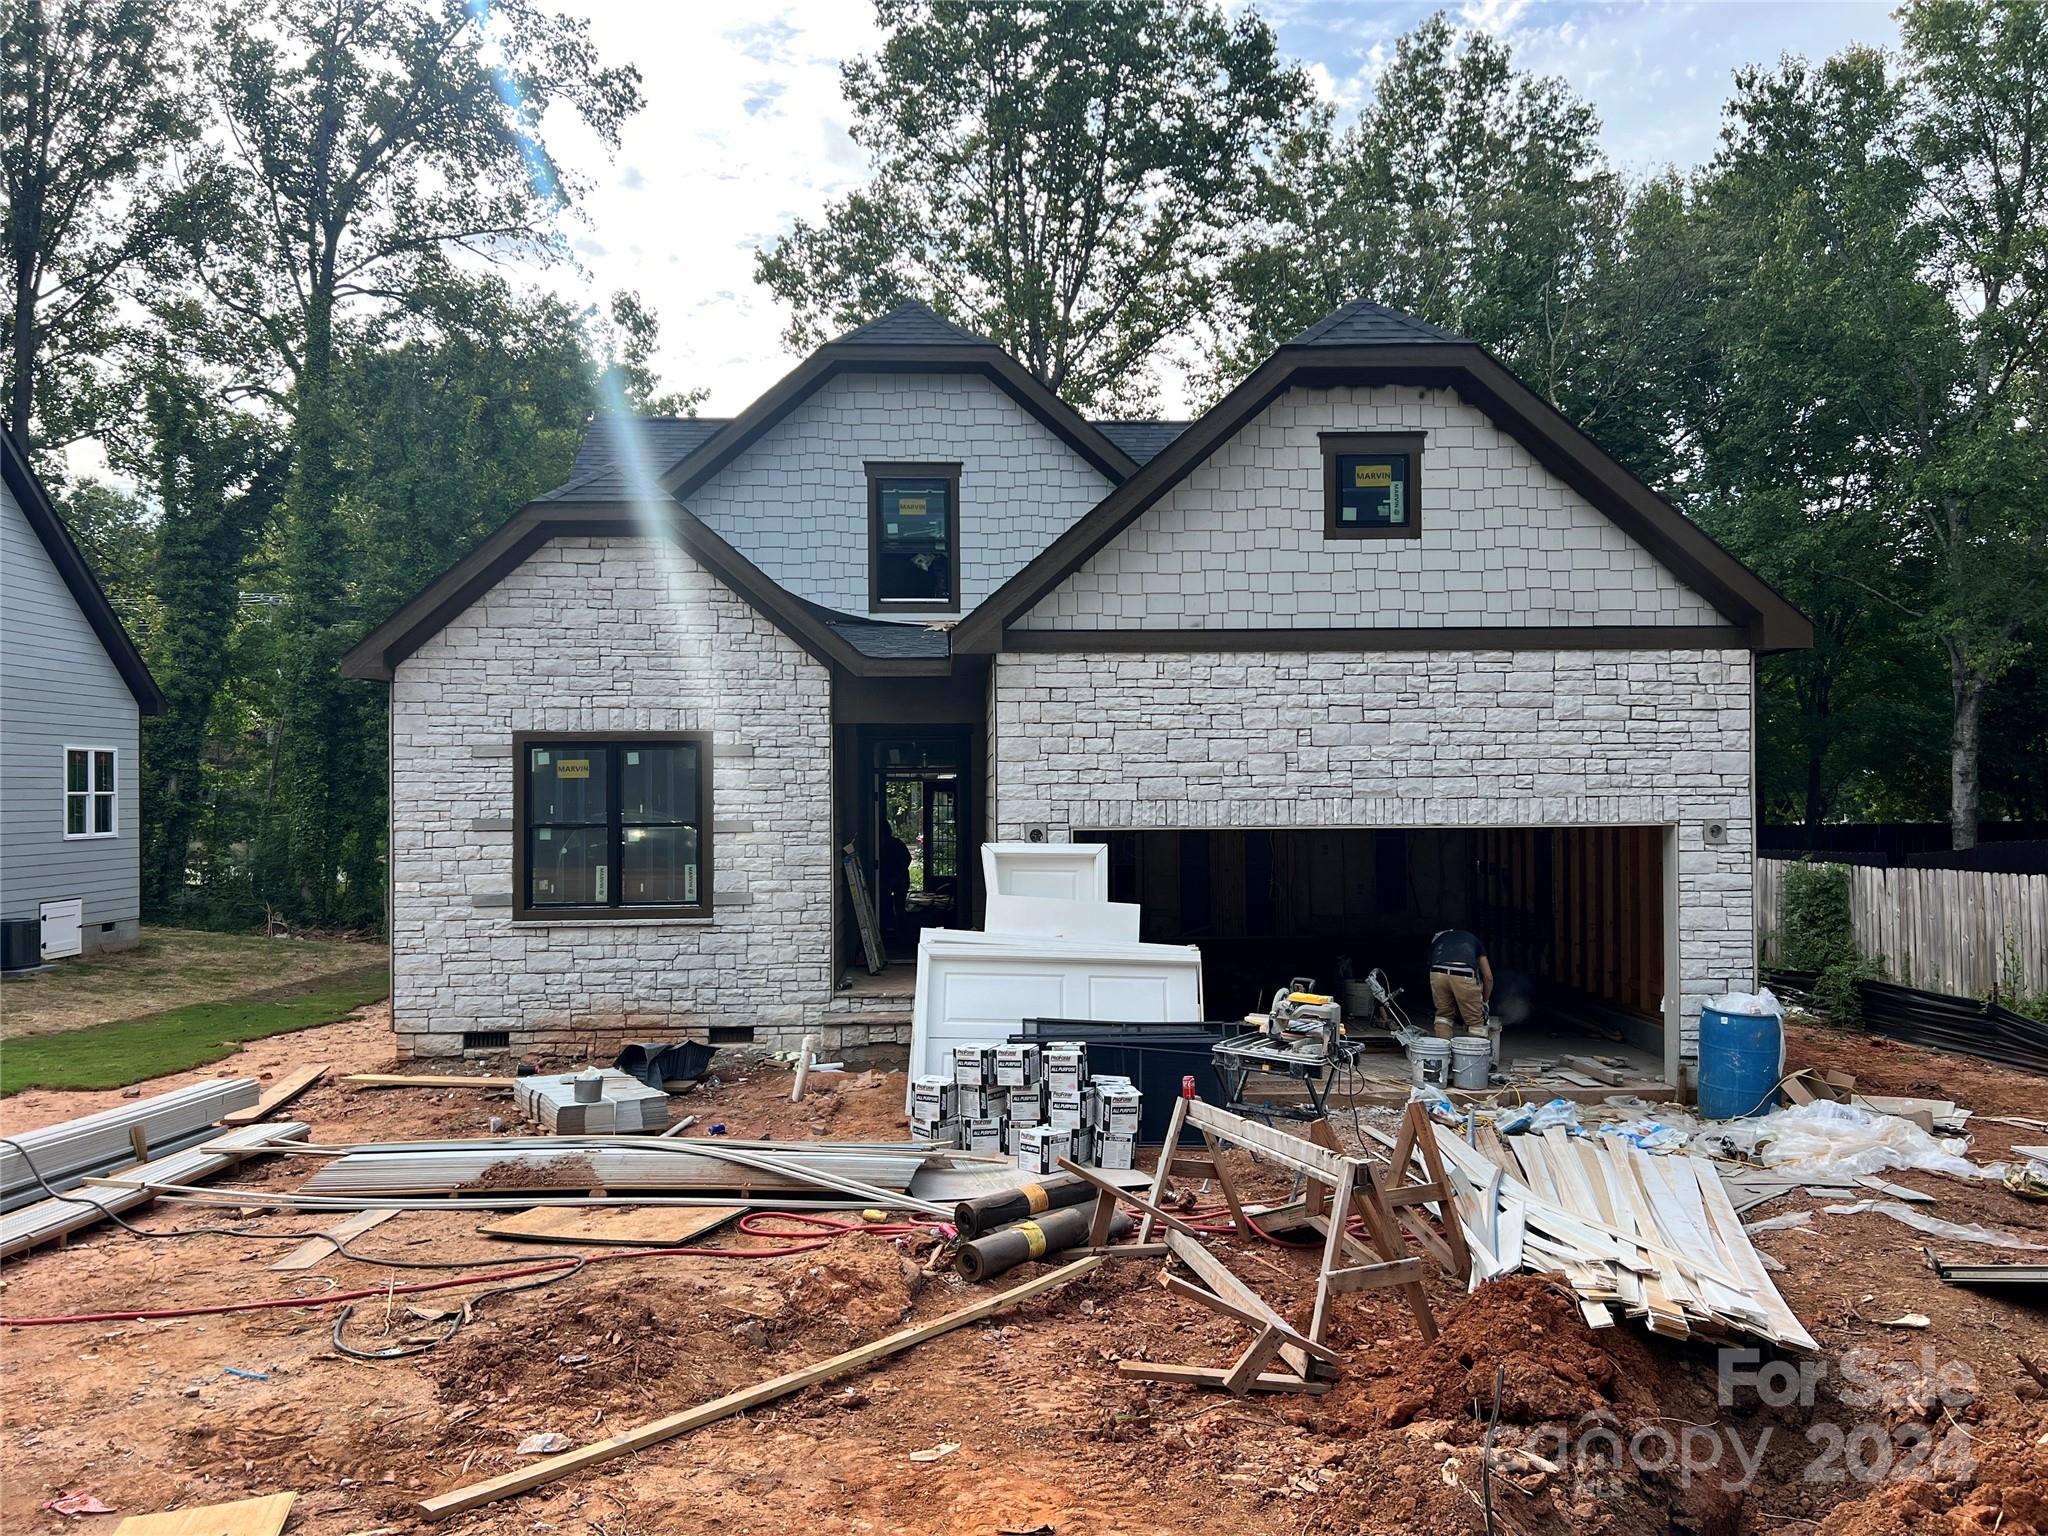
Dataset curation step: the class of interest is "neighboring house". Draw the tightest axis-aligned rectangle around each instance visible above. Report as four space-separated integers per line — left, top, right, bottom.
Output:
1 434 162 965
343 300 1808 1083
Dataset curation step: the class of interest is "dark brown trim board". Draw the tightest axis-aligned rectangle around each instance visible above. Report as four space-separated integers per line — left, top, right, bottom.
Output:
511 730 714 923
954 343 1811 655
2 433 163 713
337 501 944 682
867 462 962 614
1000 624 1755 654
1321 430 1425 541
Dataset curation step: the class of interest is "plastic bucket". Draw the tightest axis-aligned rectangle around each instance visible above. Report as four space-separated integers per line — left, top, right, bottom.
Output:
1697 1005 1784 1119
1449 1036 1491 1089
1408 1037 1453 1087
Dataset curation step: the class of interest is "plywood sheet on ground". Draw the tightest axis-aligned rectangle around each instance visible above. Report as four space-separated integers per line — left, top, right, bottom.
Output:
112 1492 295 1536
478 1204 743 1246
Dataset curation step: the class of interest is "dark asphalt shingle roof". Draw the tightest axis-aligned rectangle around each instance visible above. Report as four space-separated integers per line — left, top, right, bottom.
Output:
834 301 996 348
803 600 954 660
537 416 729 502
1287 300 1464 347
1091 420 1191 466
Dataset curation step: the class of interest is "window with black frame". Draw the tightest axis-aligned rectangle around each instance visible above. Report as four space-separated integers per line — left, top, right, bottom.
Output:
518 736 708 918
869 464 959 610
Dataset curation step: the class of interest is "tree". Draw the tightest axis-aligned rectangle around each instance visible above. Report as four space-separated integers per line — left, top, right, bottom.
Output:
192 0 641 922
0 0 208 453
755 0 1314 410
595 289 705 418
1210 17 1672 453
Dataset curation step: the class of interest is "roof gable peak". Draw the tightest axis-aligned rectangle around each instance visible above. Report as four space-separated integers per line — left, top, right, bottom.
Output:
832 300 996 349
1287 299 1464 348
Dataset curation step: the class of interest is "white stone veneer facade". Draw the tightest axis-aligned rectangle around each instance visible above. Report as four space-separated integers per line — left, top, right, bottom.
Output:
388 535 833 1058
987 647 1755 1057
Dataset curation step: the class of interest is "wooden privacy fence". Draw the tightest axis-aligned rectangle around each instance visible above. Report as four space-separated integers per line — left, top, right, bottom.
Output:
1757 859 2048 998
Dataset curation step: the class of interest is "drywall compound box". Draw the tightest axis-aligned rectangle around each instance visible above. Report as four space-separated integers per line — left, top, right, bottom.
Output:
993 1044 1041 1088
1007 1083 1045 1127
957 1085 1001 1121
1015 1125 1073 1175
952 1045 995 1087
910 1075 957 1127
963 1118 1004 1155
1043 1043 1088 1095
1047 1091 1085 1131
1095 1134 1137 1171
1093 1085 1142 1137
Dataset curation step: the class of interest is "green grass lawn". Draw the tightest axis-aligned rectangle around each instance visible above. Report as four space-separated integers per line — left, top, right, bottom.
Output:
0 965 390 1094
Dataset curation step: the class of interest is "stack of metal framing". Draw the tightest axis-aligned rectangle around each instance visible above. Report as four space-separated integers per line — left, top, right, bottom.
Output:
0 1079 260 1212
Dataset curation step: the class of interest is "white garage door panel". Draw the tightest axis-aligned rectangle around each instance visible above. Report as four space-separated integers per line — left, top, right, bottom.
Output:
981 843 1110 901
908 930 1204 1102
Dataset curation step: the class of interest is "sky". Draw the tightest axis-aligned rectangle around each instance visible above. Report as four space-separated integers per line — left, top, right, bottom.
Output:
538 1 1903 420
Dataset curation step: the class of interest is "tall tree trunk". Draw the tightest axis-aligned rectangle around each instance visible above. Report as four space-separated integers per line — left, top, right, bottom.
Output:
1949 648 1983 850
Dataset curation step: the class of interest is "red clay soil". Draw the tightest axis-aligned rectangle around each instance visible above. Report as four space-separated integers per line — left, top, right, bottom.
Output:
1 1004 2044 1536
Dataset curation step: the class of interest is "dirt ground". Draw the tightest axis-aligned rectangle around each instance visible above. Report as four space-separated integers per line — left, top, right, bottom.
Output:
1 1006 2044 1535
1 928 389 1038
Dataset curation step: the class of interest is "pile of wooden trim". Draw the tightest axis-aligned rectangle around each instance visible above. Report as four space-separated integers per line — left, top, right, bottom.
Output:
0 1079 260 1212
1425 1124 1816 1350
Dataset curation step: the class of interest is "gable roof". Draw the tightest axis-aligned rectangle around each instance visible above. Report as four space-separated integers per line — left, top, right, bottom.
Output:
954 303 1811 654
1 433 162 713
337 499 950 682
536 416 728 503
655 301 1138 499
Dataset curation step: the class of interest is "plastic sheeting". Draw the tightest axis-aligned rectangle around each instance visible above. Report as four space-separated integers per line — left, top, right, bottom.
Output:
1695 1100 2000 1182
1821 1200 2048 1252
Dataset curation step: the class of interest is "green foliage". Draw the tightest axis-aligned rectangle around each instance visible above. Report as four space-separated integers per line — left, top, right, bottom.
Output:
1777 861 1882 1022
1998 927 2048 1023
0 967 389 1093
755 0 1315 410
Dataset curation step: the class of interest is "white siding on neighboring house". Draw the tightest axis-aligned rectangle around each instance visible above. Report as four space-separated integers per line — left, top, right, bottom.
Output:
1015 386 1723 630
0 477 141 951
988 647 1754 1057
685 371 1114 618
388 534 833 1057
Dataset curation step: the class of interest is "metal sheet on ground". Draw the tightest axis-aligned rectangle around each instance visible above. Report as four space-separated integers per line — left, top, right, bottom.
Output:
478 1204 744 1246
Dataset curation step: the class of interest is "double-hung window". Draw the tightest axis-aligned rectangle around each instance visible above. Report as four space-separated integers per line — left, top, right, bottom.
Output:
514 733 711 920
1322 432 1425 539
63 747 117 838
868 463 961 613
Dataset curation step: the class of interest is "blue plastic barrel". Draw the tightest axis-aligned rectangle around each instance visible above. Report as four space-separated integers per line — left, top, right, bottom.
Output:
1696 1005 1783 1119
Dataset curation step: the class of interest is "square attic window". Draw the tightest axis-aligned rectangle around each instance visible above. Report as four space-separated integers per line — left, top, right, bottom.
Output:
1322 432 1425 539
869 463 960 612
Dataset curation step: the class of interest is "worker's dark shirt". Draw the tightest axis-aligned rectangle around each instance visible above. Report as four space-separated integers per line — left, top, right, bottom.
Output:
1429 929 1486 970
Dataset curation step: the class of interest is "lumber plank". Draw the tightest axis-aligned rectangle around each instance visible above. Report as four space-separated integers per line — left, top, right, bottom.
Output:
341 1074 515 1089
1137 1093 1188 1244
1186 1100 1349 1183
1322 1257 1428 1295
477 1204 744 1247
419 1255 1106 1519
271 1207 399 1270
1221 1326 1286 1395
1115 1361 1330 1394
1167 1228 1314 1380
1157 1273 1340 1363
220 1067 327 1127
112 1492 295 1536
1055 1157 1201 1237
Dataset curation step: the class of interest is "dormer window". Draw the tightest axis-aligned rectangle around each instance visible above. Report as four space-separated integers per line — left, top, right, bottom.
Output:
869 463 960 613
1322 432 1424 539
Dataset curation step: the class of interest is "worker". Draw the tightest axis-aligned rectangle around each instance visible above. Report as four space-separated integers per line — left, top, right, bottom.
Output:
1428 927 1493 1040
879 828 913 939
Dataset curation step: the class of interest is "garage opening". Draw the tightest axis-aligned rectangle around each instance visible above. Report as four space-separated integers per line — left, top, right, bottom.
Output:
1082 826 1673 1085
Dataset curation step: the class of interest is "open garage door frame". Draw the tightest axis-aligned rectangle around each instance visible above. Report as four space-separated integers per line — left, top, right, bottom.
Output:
1080 823 1683 1089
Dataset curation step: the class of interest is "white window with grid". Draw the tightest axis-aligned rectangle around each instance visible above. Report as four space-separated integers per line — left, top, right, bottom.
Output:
62 746 117 839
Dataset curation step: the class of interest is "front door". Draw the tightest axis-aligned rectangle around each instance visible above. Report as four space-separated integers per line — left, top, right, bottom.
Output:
863 729 971 963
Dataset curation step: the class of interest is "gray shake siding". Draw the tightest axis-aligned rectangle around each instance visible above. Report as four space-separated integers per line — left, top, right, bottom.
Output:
987 648 1753 1057
685 371 1113 617
388 535 832 1056
1014 387 1720 630
0 476 141 952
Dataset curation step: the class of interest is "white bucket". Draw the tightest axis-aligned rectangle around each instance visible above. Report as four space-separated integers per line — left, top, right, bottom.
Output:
1408 1037 1453 1087
1449 1036 1492 1090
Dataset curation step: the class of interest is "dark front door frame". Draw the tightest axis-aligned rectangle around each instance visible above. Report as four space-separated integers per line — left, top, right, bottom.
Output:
856 724 975 964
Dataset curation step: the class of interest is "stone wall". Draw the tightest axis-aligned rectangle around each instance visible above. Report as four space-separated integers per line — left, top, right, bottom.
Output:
388 535 833 1057
989 647 1755 1055
1015 386 1723 631
686 371 1113 618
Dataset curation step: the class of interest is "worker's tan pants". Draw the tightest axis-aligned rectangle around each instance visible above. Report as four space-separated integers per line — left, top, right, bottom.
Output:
1430 971 1486 1039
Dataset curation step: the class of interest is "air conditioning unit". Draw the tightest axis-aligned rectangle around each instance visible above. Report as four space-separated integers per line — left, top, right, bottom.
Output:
1 918 42 973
